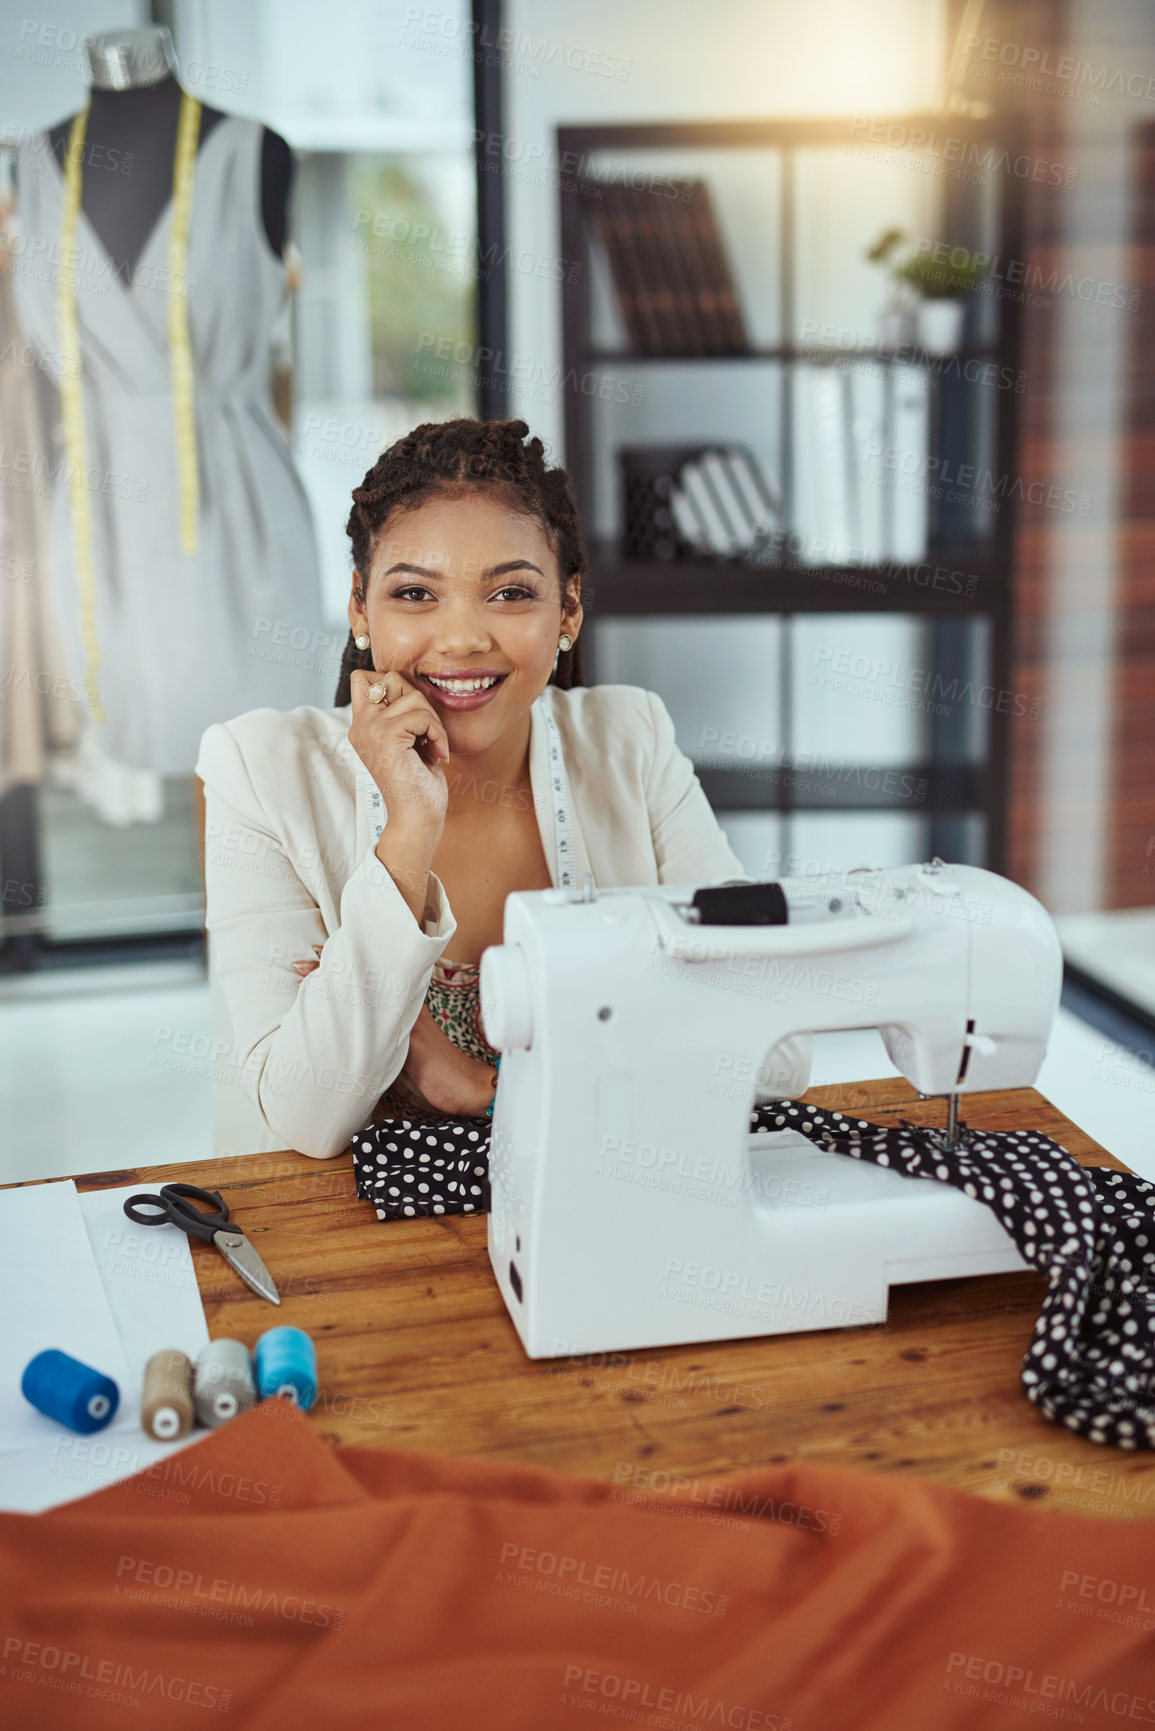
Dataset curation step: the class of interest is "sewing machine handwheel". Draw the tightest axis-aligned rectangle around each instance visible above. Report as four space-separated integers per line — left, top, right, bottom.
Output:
691 883 788 926
479 942 534 1050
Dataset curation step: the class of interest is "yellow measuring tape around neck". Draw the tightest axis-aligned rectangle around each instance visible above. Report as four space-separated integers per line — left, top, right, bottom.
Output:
56 92 202 727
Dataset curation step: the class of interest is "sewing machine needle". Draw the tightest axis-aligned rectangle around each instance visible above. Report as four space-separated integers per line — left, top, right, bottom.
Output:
945 1092 960 1150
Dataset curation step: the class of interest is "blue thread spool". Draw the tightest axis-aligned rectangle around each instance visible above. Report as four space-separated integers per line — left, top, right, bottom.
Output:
21 1349 119 1434
254 1327 316 1411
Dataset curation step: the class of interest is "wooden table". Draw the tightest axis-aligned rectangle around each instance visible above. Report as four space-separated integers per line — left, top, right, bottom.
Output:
68 1079 1155 1522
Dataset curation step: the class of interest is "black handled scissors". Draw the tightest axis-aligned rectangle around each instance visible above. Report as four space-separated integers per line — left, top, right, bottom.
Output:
123 1183 280 1306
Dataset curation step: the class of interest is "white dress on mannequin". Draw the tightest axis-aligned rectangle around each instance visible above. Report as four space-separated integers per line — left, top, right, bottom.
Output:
13 114 328 795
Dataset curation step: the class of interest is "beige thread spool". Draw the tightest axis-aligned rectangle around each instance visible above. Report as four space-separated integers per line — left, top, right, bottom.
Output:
194 1338 256 1428
141 1349 194 1440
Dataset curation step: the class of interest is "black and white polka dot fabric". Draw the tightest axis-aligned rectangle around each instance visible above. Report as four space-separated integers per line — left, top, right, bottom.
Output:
750 1099 1155 1450
353 1097 1155 1449
352 1117 490 1219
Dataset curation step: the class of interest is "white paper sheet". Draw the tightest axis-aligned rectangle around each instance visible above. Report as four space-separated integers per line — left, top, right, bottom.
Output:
0 1182 131 1455
79 1184 210 1375
0 1182 212 1513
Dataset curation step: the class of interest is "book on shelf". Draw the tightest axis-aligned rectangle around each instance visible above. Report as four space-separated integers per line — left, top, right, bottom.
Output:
791 362 929 566
677 456 746 554
888 367 931 563
627 187 681 351
582 177 749 356
723 448 780 542
681 179 748 353
583 182 649 350
807 370 860 565
650 193 708 353
621 444 783 562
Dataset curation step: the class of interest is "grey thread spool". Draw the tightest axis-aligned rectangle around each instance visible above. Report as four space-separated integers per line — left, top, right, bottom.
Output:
141 1349 194 1440
194 1338 255 1428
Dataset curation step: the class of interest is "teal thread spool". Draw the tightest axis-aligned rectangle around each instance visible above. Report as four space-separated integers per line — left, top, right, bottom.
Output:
22 1349 119 1434
254 1326 316 1410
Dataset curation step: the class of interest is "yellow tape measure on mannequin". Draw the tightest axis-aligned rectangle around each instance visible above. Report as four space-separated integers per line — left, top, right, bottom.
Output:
56 93 202 724
56 107 99 719
168 92 201 553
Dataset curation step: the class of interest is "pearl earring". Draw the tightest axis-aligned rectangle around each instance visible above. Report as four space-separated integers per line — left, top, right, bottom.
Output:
558 634 573 652
354 633 370 651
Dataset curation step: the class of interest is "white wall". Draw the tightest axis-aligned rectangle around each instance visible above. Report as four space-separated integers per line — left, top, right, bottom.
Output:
168 0 473 147
0 0 145 135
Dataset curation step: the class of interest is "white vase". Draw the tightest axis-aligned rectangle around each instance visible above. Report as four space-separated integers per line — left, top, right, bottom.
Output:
876 302 915 349
916 299 967 356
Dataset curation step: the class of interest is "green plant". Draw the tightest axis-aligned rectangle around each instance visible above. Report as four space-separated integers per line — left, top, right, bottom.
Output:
866 227 906 266
865 229 989 299
895 250 988 299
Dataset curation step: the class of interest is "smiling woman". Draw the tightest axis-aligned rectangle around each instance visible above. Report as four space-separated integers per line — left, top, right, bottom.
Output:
195 416 809 1160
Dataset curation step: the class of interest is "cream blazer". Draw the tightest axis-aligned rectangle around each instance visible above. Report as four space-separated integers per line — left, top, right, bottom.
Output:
196 682 810 1160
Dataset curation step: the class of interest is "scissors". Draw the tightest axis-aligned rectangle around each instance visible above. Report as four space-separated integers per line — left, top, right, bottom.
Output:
123 1183 281 1306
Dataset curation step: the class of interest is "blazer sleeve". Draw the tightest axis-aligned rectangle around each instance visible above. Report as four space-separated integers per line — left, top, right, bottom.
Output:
642 689 812 1100
196 721 457 1160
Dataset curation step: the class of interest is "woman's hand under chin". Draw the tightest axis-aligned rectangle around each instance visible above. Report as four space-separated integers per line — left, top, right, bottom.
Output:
293 950 497 1118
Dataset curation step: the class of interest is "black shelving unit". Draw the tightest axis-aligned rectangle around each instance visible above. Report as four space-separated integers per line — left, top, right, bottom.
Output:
558 114 1026 875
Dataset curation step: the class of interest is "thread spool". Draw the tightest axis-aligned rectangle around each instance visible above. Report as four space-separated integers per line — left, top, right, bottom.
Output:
21 1349 119 1434
255 1326 317 1411
194 1339 256 1429
141 1349 194 1440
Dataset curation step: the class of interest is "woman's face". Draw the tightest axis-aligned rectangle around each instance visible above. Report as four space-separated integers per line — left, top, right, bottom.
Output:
348 488 582 752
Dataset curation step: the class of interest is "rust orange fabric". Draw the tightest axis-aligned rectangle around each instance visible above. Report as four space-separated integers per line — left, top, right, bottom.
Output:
1 1399 1154 1729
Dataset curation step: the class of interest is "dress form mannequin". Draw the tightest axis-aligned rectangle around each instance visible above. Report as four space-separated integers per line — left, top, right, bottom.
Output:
43 27 293 274
11 22 328 822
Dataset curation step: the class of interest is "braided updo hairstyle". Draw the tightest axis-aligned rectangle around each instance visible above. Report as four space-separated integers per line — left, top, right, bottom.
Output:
335 416 587 705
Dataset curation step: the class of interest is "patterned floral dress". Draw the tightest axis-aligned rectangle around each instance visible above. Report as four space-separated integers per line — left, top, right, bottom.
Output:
372 956 499 1123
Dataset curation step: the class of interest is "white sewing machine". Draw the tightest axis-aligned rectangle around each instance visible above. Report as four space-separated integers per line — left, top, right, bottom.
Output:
478 861 1063 1358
